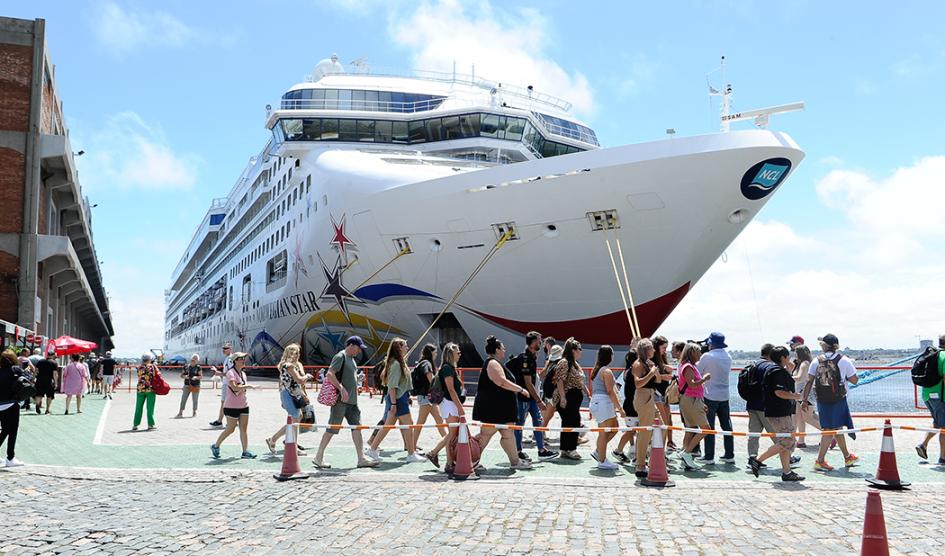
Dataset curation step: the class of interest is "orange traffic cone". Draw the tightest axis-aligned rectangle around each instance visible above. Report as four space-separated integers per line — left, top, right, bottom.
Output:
860 491 890 556
866 419 910 490
274 417 309 481
450 417 479 481
640 416 675 487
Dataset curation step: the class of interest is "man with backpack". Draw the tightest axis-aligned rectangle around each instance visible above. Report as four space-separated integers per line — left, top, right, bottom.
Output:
800 333 860 471
914 334 945 465
741 344 777 465
508 332 559 461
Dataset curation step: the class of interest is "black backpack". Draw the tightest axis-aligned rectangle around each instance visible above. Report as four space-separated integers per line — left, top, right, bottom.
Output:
911 346 942 388
814 353 846 403
411 360 431 396
737 362 763 401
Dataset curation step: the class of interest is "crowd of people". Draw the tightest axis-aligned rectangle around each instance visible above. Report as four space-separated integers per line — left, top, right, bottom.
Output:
2 332 944 477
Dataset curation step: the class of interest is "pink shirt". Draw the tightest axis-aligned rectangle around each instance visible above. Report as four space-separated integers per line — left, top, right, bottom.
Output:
679 363 705 399
223 369 248 409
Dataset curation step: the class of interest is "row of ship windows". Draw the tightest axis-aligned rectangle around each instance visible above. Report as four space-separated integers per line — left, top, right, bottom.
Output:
275 113 587 158
280 89 445 113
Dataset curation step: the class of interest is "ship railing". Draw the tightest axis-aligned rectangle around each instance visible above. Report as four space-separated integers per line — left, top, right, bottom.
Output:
305 65 573 112
536 119 600 146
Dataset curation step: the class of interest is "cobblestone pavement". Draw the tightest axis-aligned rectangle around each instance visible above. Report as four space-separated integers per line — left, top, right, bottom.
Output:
1 468 943 555
4 381 945 554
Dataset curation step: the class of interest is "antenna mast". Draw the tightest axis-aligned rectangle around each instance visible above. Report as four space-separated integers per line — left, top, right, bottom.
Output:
707 56 732 132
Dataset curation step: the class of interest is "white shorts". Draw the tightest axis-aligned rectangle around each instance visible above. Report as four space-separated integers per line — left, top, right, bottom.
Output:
589 396 616 423
439 400 461 419
104 375 115 386
624 416 640 428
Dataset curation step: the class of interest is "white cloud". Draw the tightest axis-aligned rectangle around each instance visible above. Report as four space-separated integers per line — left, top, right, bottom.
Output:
817 155 843 167
107 291 166 358
615 54 657 97
75 111 201 192
91 2 235 54
661 156 945 350
389 0 595 115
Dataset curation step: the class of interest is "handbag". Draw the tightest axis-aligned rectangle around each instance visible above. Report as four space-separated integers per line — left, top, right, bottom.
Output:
300 404 316 425
317 381 339 406
189 384 200 393
291 391 310 409
152 369 171 396
427 375 445 404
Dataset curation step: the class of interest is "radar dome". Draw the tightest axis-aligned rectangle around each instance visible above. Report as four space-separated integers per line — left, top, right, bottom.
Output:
313 53 345 81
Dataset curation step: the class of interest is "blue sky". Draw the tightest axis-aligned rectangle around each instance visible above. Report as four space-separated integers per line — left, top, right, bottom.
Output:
7 0 945 355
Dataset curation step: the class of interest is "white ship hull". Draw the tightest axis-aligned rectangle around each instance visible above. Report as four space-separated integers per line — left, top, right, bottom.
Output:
165 129 803 365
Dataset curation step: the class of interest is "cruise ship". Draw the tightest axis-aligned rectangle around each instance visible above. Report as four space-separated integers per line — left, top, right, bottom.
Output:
164 55 805 366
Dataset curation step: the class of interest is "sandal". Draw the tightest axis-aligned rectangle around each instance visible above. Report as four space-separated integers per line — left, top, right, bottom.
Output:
312 459 332 469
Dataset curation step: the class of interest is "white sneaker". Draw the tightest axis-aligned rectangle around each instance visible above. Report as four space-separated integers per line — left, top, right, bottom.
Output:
511 460 533 470
590 450 601 463
406 452 427 463
5 458 25 468
365 447 381 461
680 452 699 470
597 460 619 471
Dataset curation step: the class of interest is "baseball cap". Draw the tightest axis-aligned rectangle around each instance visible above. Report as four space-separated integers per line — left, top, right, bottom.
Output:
232 351 249 360
346 335 367 350
817 333 839 346
787 335 805 345
222 342 233 350
548 345 564 361
141 353 153 362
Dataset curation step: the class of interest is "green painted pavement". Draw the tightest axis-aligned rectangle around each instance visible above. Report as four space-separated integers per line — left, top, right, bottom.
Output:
13 394 945 484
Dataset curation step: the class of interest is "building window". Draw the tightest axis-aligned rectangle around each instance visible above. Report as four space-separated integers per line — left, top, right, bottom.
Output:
267 250 287 284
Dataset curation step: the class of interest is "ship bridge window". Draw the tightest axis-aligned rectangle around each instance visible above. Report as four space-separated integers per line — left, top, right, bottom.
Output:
277 112 589 159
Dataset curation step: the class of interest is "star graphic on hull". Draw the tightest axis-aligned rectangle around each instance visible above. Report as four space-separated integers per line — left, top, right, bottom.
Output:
319 254 359 321
318 325 346 352
293 233 308 288
330 214 356 258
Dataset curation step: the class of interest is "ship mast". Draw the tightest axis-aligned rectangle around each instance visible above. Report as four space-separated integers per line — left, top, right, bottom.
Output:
708 56 804 132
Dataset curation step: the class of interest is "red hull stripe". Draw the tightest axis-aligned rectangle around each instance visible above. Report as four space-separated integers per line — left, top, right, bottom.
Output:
467 282 691 345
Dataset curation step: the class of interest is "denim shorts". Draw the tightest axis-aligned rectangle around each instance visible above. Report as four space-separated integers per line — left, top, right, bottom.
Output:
280 389 301 419
926 398 945 428
384 392 411 417
416 394 431 407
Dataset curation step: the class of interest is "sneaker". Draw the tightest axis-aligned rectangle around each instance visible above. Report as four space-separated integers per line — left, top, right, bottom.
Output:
680 451 698 471
210 444 220 459
147 426 156 431
814 459 834 472
426 452 441 468
560 450 582 460
517 451 532 461
5 458 25 468
296 444 308 452
537 449 559 460
719 456 737 464
692 446 702 457
634 468 649 478
241 451 257 459
576 436 589 445
748 456 762 478
265 437 276 454
590 450 601 463
209 420 222 427
844 453 859 467
365 447 381 461
406 452 427 463
666 442 678 453
597 460 619 471
511 460 533 470
789 455 802 465
916 444 929 460
611 450 630 464
781 471 805 482
937 458 945 466
748 456 767 469
796 442 808 449
131 426 138 431
444 463 455 475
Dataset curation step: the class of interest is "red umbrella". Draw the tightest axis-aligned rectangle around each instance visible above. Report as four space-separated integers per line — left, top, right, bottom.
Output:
47 335 98 356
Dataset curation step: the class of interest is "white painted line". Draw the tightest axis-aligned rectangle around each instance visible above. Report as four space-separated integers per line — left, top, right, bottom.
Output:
93 397 111 445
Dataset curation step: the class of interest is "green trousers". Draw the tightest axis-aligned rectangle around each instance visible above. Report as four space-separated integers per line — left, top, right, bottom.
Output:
133 392 156 427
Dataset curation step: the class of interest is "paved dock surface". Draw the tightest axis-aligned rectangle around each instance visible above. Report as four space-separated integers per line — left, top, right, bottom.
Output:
2 377 944 554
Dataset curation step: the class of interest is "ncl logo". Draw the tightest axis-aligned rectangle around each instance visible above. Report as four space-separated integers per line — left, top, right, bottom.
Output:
740 157 792 200
750 163 788 190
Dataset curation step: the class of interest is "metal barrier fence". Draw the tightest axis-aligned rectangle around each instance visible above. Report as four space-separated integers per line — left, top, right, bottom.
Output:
115 364 923 413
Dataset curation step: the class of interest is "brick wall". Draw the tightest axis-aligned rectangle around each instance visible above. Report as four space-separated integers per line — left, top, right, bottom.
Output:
40 66 63 135
0 44 32 133
0 147 25 233
0 251 19 322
